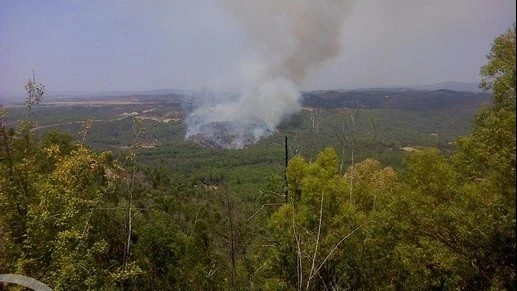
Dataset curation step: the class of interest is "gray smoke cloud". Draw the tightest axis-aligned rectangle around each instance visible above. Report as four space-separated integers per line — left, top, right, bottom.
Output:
185 0 352 149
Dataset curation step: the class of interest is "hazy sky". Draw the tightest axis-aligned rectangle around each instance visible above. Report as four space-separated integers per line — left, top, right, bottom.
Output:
0 0 515 96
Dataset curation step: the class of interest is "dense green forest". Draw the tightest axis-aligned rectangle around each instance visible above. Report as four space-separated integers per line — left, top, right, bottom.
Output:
0 26 515 290
2 88 490 196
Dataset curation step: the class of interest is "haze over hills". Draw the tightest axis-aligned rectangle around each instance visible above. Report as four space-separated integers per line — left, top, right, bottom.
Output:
1 85 491 153
301 88 490 111
0 82 484 104
313 82 483 93
0 88 194 103
409 81 483 92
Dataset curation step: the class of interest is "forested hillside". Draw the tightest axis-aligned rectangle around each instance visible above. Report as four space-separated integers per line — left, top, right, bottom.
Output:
1 86 491 196
0 26 514 290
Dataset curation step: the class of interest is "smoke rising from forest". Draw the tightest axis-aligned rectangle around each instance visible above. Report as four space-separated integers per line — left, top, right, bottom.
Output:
185 0 351 148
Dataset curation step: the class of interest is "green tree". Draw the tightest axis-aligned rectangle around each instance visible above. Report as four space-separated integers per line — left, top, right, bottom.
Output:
378 25 516 289
454 25 516 188
480 24 516 111
0 78 139 290
452 24 516 289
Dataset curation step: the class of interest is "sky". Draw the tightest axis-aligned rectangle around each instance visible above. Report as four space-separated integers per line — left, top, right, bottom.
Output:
0 0 515 96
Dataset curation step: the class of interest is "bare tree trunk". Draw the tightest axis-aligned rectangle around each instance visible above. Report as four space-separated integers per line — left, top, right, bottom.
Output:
308 224 364 284
285 136 289 202
0 124 13 178
309 109 320 162
306 192 324 290
227 198 237 286
123 161 136 269
292 207 303 291
347 110 357 201
365 109 385 210
330 118 347 176
123 118 144 270
124 191 132 269
366 110 381 160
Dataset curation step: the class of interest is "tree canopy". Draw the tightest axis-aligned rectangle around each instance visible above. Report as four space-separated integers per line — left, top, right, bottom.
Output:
1 25 515 290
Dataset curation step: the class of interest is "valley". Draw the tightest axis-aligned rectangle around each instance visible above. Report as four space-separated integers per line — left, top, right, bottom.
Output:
2 88 491 192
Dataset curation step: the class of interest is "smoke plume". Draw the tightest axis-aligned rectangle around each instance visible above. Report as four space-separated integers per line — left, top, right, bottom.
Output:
185 0 351 149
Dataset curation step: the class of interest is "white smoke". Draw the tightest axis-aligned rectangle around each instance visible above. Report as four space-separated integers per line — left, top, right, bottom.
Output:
185 0 351 149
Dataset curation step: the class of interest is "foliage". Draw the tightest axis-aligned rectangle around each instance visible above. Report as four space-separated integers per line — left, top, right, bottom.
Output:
0 25 514 290
480 24 516 111
260 26 516 290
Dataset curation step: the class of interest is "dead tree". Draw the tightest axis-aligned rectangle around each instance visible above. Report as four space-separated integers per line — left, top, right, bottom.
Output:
309 109 321 162
345 109 358 201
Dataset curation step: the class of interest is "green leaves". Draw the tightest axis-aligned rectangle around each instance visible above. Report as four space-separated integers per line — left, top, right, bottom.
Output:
0 26 514 289
480 24 516 111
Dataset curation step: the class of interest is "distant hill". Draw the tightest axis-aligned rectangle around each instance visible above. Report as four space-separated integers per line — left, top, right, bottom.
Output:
408 82 483 92
1 87 490 114
301 89 491 112
0 89 195 104
45 89 194 99
42 88 490 113
334 82 484 93
44 93 190 104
